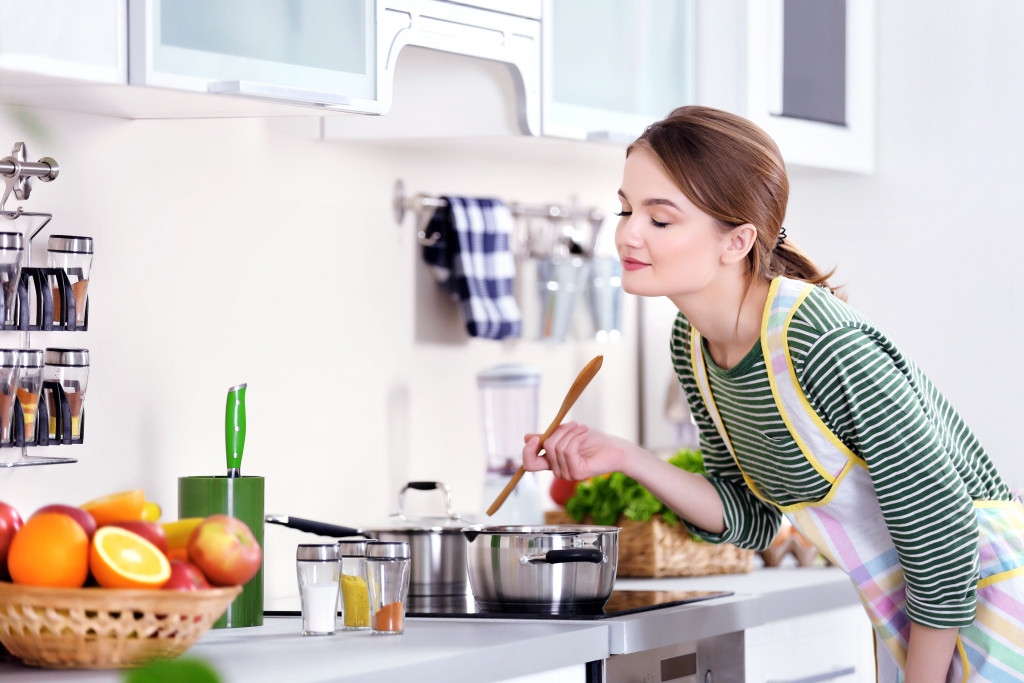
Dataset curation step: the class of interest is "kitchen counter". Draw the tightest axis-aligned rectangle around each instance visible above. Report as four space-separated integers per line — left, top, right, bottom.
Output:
0 567 860 682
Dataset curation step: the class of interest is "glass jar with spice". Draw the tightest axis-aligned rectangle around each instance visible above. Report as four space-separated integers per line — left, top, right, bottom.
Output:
46 234 93 328
0 349 20 445
296 543 342 636
365 541 411 635
0 232 23 329
43 347 89 441
15 349 43 443
339 539 372 630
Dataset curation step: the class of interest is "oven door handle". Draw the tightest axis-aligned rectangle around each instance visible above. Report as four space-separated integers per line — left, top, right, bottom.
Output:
520 548 606 565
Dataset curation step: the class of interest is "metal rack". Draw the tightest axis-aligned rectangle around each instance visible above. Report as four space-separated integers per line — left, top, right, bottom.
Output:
1 142 78 467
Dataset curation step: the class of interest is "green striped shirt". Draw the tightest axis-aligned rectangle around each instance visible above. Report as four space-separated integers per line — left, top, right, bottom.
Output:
670 283 1012 629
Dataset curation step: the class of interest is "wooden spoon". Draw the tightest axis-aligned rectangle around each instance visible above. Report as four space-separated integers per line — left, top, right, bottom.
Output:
485 354 604 517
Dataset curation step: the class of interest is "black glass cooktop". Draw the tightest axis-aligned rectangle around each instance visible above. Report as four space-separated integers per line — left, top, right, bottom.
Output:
404 589 732 620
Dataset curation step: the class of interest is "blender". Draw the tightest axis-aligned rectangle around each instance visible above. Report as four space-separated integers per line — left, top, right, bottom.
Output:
477 364 543 525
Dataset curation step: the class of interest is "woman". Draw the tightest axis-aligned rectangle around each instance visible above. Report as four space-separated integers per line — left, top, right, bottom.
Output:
522 106 1024 681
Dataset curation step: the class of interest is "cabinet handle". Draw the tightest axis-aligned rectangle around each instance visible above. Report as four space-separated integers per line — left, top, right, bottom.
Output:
767 667 856 683
207 81 352 107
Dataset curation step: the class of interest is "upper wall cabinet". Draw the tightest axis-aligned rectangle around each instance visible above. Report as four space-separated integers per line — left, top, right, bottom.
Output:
0 0 126 84
540 0 696 142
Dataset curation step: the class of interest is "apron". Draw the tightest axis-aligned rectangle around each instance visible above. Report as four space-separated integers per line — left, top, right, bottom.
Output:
690 276 1024 682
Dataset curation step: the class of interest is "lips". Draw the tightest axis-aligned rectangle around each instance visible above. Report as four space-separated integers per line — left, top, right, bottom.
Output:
621 257 650 272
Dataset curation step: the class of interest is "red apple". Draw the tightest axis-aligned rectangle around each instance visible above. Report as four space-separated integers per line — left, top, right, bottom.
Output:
187 515 261 586
107 520 169 555
163 560 212 591
33 504 97 540
0 501 23 578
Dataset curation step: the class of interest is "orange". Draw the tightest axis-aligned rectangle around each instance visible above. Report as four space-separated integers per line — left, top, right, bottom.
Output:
8 512 89 587
89 525 171 589
80 488 145 526
141 501 162 522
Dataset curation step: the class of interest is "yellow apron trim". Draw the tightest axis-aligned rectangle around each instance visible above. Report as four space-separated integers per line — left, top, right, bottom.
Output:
774 457 859 513
974 499 1024 510
977 565 1024 589
954 636 970 683
763 278 866 474
690 326 775 507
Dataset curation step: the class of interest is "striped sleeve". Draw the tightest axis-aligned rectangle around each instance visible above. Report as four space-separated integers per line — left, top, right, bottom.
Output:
670 316 782 550
797 325 980 629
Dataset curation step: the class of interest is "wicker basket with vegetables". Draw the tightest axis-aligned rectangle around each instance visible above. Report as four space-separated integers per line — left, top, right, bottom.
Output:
544 449 755 577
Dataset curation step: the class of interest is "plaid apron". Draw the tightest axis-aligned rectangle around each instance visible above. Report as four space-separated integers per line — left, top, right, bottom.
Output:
690 276 1024 681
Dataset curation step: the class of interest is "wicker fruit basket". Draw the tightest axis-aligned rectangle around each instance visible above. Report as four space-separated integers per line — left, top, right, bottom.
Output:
0 581 241 669
545 509 754 577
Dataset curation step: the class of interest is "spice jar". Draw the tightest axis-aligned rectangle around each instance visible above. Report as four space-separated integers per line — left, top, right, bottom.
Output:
296 544 341 636
0 232 23 328
43 348 89 441
16 350 43 443
339 539 372 630
46 235 93 327
0 349 20 444
365 541 411 635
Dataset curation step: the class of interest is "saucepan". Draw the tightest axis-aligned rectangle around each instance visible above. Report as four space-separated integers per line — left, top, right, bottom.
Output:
266 481 468 597
462 524 620 612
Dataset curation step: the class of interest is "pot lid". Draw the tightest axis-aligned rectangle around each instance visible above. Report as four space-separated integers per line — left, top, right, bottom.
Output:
379 481 470 531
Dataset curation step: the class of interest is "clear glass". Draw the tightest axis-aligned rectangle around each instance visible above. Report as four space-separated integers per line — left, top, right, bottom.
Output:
0 246 22 328
15 351 43 443
0 351 20 444
43 359 89 441
46 248 92 327
366 557 410 635
476 367 540 474
340 554 370 630
297 559 341 636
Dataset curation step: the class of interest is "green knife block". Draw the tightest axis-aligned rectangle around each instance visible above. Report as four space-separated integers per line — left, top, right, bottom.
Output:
178 475 264 628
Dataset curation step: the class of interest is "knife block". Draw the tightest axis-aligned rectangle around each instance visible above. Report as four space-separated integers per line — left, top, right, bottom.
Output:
178 475 265 628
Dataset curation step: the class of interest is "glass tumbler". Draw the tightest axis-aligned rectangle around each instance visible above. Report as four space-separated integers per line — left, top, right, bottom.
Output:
366 541 411 635
296 544 341 636
16 349 43 443
0 232 23 328
46 235 93 327
43 348 89 440
339 539 372 630
0 349 20 444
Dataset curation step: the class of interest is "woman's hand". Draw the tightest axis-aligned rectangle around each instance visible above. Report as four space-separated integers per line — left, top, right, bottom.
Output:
521 421 628 481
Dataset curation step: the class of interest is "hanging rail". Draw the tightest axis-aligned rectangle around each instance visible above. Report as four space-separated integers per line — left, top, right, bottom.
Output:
393 179 604 247
1 143 59 217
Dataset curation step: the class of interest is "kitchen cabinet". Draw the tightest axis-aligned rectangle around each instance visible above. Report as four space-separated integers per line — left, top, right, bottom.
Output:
0 0 126 84
540 0 696 142
745 604 875 682
437 0 542 19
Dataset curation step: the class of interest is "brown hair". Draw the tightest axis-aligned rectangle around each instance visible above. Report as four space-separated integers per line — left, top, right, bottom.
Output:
627 106 841 295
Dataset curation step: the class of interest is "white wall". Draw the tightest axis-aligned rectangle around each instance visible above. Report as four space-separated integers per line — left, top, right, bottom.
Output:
2 1 1023 609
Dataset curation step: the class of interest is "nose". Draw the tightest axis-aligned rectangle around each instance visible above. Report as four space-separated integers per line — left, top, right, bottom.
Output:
615 213 643 249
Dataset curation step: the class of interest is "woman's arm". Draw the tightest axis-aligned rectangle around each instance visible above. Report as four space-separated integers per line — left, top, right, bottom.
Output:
905 623 959 682
522 421 726 534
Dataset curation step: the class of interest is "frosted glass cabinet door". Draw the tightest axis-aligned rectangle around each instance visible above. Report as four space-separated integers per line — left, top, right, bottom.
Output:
540 0 695 142
128 0 377 110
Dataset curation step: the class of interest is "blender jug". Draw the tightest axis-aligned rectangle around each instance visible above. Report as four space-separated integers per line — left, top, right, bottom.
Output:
476 364 543 524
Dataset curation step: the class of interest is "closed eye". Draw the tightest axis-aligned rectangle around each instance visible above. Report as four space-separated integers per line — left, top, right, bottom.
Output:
614 211 631 217
651 218 668 228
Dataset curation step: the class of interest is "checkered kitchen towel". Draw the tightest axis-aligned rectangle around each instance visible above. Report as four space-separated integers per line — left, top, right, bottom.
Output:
421 196 522 340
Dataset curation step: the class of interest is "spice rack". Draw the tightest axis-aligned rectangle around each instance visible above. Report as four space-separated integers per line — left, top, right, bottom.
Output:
1 142 83 467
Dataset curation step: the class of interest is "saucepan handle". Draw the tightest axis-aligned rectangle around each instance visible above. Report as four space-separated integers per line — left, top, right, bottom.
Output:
264 515 369 538
520 548 605 565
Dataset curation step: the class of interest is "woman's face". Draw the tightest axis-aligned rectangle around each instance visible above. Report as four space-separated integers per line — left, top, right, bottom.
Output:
615 147 737 300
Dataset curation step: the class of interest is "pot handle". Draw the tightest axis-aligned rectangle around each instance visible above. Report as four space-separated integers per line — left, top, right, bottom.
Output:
397 481 459 520
265 515 369 538
521 548 606 565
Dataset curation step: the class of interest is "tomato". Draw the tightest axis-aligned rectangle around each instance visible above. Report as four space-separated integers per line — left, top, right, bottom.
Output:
549 478 579 507
0 501 24 578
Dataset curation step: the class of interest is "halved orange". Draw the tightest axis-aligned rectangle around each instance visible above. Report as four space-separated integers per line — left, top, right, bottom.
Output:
90 525 171 589
81 489 146 526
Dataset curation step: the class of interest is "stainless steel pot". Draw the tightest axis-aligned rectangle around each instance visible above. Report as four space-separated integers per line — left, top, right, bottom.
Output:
265 481 468 598
462 525 619 611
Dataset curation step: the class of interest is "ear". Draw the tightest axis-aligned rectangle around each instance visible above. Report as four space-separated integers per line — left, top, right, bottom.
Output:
721 223 758 265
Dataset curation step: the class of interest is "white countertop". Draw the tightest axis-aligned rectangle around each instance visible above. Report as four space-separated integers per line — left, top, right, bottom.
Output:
0 567 860 682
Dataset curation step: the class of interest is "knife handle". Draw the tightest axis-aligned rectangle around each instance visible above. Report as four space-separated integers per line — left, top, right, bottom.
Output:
226 383 247 474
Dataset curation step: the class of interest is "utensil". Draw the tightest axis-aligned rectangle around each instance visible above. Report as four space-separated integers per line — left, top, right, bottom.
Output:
462 524 619 611
226 383 246 478
486 355 603 516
